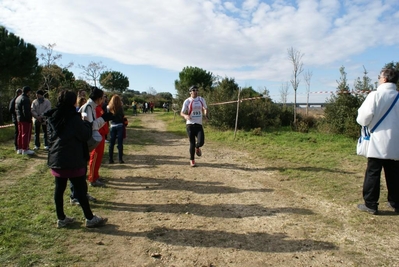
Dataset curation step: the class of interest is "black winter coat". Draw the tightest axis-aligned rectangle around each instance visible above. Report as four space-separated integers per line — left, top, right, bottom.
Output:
46 108 92 170
8 96 18 123
15 93 32 122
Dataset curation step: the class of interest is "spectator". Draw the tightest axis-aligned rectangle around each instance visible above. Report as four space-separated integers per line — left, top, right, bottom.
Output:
31 90 51 150
88 94 109 187
45 90 108 228
356 68 399 215
108 94 125 164
8 88 22 152
15 86 34 155
132 101 137 116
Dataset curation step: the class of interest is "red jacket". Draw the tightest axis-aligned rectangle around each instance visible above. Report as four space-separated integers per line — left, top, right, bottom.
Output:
96 105 109 136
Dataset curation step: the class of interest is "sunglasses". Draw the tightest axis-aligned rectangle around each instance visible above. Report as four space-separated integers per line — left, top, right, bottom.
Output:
191 89 198 92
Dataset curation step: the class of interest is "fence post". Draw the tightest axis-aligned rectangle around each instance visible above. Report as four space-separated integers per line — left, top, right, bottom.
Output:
234 88 241 139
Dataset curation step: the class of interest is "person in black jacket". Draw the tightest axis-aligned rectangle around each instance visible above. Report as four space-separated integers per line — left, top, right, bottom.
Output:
15 86 34 155
8 88 22 152
46 90 108 228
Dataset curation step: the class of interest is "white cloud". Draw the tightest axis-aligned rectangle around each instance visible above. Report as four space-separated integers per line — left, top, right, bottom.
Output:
0 0 398 90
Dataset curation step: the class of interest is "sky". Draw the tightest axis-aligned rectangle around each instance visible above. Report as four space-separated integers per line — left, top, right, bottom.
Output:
1 0 399 103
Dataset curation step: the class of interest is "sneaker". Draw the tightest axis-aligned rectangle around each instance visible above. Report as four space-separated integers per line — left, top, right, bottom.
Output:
90 180 105 187
190 160 196 167
109 159 114 164
387 202 399 213
33 146 39 150
119 160 124 164
16 149 22 154
44 146 49 151
195 147 202 157
57 216 75 228
86 215 108 228
87 193 97 202
357 204 378 215
70 198 80 205
22 149 35 155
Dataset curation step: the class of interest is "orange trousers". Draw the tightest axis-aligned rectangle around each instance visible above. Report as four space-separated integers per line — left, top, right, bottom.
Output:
88 136 105 183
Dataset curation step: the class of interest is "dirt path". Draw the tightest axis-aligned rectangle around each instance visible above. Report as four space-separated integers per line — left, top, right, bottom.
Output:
74 113 396 267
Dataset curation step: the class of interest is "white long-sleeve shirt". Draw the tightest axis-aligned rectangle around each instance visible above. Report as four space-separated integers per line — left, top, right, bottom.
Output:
78 98 105 131
356 82 399 160
181 96 207 125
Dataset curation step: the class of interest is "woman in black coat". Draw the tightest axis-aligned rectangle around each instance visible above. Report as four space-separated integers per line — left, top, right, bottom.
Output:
46 90 108 228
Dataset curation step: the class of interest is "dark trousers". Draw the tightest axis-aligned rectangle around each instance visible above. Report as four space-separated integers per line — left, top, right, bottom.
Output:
54 175 93 220
34 120 48 148
13 121 19 150
186 124 205 160
363 158 399 210
109 125 124 161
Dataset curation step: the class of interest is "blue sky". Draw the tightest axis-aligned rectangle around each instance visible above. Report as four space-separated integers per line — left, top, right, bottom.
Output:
1 0 398 103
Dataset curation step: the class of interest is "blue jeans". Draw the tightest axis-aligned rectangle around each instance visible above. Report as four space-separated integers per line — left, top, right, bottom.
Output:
109 125 124 161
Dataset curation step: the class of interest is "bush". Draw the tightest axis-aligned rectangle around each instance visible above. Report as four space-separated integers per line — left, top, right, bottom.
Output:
323 93 364 138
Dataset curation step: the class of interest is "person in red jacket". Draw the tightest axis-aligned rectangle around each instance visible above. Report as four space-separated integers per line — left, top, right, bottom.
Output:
88 95 109 187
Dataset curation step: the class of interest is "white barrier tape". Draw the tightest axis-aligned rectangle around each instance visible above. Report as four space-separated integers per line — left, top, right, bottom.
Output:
0 124 14 129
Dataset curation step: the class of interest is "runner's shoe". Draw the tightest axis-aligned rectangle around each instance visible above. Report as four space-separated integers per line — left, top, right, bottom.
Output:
190 160 196 167
195 147 202 157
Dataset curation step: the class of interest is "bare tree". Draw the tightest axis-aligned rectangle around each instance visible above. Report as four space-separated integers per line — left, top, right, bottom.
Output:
287 47 304 124
279 82 289 109
39 43 73 92
79 61 106 87
303 69 313 116
147 86 157 95
258 86 270 99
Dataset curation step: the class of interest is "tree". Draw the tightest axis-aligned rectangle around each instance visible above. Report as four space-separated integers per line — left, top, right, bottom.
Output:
323 66 363 138
79 61 106 87
279 82 289 109
39 43 74 102
303 70 313 116
99 70 129 92
0 27 39 85
353 66 374 95
287 47 304 124
336 66 350 94
157 92 173 102
206 77 240 130
174 66 215 104
0 27 39 124
147 86 157 95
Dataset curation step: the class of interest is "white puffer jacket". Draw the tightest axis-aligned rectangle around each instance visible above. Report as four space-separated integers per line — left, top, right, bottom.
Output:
357 83 399 160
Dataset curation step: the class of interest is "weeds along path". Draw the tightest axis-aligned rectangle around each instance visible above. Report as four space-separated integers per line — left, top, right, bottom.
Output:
77 113 397 267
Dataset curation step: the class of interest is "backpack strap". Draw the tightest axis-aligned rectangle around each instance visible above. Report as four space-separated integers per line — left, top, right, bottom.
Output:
370 93 399 133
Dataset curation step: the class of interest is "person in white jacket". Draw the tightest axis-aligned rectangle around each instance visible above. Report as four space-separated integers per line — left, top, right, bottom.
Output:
31 90 51 150
356 67 399 215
